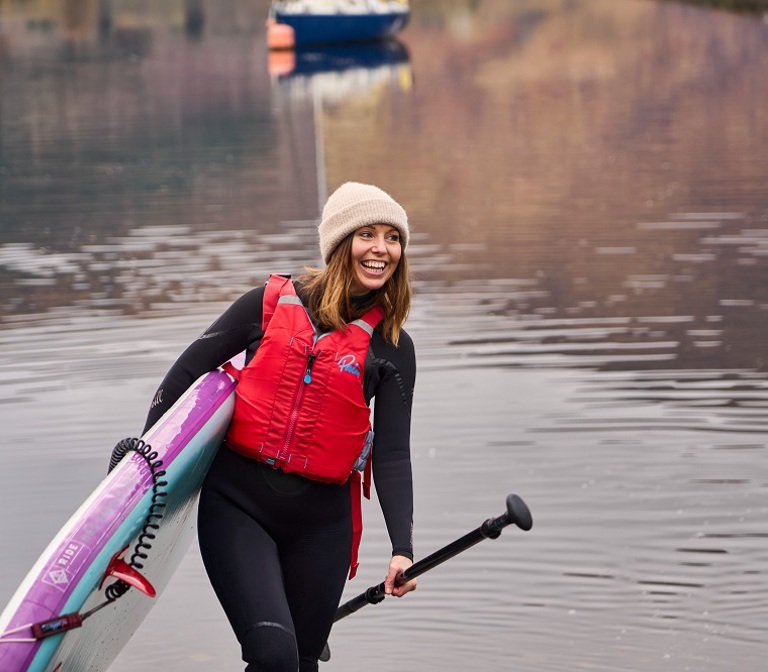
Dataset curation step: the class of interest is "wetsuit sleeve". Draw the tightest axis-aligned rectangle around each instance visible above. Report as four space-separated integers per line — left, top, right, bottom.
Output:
142 286 266 433
371 329 416 560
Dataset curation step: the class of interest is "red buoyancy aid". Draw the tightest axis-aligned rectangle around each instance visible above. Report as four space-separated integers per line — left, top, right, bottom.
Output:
223 275 384 578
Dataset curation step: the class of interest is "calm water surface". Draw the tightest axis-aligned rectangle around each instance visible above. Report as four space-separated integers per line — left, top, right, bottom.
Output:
1 1 767 670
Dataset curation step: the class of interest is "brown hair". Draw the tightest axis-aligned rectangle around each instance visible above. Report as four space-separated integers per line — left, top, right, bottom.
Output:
297 235 412 345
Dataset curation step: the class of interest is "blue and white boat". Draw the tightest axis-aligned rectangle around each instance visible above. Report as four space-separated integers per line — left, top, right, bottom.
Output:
270 0 410 47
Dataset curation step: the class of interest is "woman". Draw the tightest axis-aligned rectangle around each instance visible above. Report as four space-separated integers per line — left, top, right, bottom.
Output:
143 182 417 671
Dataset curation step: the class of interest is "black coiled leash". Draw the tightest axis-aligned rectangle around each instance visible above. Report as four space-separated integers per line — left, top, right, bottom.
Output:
101 437 168 601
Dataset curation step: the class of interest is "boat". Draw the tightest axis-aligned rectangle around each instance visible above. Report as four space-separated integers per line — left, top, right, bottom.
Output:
268 0 410 48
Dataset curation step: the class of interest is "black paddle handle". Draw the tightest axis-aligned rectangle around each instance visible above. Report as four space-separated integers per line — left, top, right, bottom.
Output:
334 494 532 622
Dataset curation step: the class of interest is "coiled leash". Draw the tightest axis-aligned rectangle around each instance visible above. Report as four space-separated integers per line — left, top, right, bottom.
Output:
0 438 166 643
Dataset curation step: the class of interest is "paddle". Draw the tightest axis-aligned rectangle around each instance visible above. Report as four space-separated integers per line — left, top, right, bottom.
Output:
320 493 532 662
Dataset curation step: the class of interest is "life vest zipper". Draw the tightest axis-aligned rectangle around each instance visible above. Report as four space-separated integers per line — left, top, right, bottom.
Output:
276 350 319 465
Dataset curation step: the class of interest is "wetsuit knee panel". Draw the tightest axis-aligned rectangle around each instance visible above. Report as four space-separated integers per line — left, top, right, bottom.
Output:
242 622 298 672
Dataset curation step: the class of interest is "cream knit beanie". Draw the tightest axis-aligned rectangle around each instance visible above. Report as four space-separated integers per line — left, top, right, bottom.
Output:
318 182 409 263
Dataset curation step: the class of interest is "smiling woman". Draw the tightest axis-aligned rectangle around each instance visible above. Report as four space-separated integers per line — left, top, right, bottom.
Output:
139 180 418 672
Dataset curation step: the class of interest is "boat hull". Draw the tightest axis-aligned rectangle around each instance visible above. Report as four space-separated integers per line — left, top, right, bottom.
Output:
274 12 409 46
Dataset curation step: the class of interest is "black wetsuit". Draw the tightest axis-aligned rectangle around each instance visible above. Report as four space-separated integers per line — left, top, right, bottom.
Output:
143 282 415 672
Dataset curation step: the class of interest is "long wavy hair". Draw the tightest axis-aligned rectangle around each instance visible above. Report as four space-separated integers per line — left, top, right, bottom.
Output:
297 234 412 345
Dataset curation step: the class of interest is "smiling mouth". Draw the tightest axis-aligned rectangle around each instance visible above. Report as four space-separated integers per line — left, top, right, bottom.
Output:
361 260 386 274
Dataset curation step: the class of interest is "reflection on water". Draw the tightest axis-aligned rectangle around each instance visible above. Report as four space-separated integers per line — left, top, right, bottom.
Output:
1 1 767 671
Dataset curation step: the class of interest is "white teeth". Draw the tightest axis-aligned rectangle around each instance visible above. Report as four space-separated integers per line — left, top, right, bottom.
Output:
362 261 385 270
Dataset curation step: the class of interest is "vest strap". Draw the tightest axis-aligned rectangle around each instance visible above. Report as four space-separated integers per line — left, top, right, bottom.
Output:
349 471 363 580
263 274 293 330
348 454 373 580
222 360 241 381
363 453 372 500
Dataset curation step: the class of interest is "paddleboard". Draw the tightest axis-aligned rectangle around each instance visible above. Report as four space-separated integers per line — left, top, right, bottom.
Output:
0 367 236 672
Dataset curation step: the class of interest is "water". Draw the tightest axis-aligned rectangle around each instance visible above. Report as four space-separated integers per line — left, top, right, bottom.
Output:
1 1 767 670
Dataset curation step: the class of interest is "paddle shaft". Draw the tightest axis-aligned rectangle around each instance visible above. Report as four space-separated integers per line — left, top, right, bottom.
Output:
334 493 532 622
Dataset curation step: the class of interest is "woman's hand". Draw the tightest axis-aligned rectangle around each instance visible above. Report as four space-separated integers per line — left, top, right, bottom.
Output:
384 554 417 598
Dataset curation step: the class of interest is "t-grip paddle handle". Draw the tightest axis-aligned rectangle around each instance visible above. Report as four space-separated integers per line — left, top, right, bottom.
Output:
488 493 533 536
398 493 533 584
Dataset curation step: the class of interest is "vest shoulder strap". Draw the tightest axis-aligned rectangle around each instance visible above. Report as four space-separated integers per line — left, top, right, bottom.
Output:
262 274 294 331
359 305 384 330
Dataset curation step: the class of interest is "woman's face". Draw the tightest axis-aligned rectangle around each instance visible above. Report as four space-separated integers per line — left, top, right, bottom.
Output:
348 223 402 296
